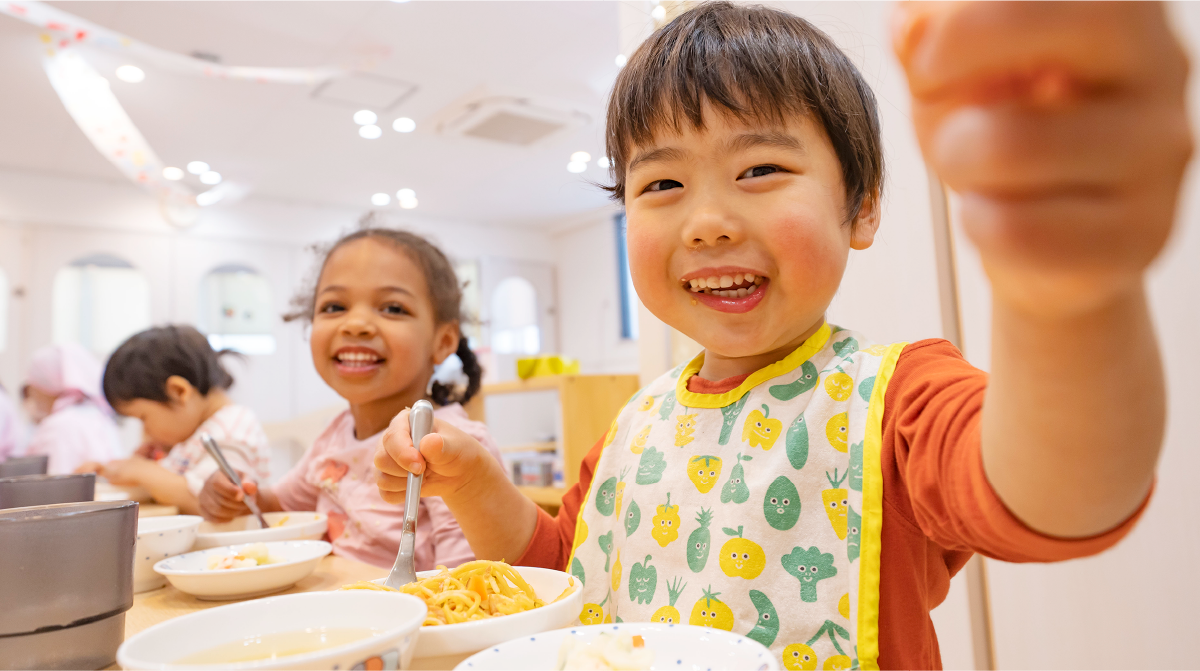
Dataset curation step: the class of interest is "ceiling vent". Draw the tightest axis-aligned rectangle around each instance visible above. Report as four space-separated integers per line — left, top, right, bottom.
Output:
435 95 590 147
312 73 417 111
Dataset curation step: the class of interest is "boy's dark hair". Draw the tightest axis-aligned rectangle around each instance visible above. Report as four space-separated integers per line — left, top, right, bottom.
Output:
605 1 883 222
284 227 482 406
103 325 235 407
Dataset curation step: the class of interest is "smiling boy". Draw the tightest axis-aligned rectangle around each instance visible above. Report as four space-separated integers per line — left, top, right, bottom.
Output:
374 3 1191 668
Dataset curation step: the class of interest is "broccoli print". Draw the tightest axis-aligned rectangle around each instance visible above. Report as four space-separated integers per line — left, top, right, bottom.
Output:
651 493 681 547
717 395 750 445
742 404 782 450
635 446 667 485
848 442 863 492
628 555 658 604
782 546 838 602
847 505 862 563
651 577 686 624
595 476 618 516
832 336 859 358
822 469 849 539
675 413 698 447
858 375 876 402
747 589 780 648
785 413 809 470
570 556 586 586
599 530 614 572
687 455 723 493
687 507 713 572
614 466 631 518
719 453 752 504
769 360 819 401
625 499 641 537
657 389 677 422
764 476 801 530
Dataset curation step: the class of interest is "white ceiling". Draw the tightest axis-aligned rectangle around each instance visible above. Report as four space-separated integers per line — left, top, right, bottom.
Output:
0 1 626 226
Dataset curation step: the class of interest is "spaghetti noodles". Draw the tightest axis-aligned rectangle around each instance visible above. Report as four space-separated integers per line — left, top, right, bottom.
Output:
341 560 576 626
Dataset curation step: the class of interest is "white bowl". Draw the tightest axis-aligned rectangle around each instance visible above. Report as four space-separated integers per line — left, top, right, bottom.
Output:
456 622 779 671
154 540 332 600
371 566 582 669
95 481 153 502
117 590 427 670
193 511 326 549
134 515 203 593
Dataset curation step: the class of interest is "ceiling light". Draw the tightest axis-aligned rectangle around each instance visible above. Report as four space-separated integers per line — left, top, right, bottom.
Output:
371 193 391 206
651 4 667 20
187 161 209 175
615 54 627 68
399 197 418 209
115 65 145 83
359 124 383 139
199 171 222 185
567 161 587 174
597 157 611 169
353 109 378 126
571 151 591 163
393 117 416 133
162 166 184 181
396 188 415 200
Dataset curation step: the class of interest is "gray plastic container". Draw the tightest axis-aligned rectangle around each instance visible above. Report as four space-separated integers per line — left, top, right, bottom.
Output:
0 473 96 510
0 500 138 670
0 454 49 478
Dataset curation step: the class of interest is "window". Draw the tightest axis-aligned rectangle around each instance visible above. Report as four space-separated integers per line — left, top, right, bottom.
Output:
615 213 639 339
490 276 540 355
454 259 482 348
52 253 151 356
198 264 276 355
0 266 7 353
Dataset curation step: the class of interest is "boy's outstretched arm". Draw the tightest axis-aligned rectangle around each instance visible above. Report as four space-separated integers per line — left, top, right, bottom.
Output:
895 2 1191 537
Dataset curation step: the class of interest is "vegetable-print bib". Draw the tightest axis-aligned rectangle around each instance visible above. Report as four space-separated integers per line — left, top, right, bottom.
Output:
568 324 906 671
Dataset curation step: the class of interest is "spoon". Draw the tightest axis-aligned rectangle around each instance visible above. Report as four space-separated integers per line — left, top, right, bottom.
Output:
200 433 269 530
384 400 435 589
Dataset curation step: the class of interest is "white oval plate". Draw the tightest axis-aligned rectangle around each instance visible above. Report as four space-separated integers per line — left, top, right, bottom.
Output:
456 622 778 671
154 540 332 600
193 512 327 550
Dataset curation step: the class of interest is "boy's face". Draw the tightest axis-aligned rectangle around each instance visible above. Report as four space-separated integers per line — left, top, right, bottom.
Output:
623 106 879 364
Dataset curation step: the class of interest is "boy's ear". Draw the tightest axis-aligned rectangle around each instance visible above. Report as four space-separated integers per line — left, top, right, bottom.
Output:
164 375 194 405
849 191 882 250
432 321 461 366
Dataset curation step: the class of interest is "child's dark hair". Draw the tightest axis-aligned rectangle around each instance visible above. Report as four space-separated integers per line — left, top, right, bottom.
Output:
605 1 883 224
103 325 235 407
284 227 482 406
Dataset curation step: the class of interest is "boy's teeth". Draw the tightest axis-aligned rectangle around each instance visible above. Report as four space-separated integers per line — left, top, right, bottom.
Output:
720 275 733 288
685 273 766 296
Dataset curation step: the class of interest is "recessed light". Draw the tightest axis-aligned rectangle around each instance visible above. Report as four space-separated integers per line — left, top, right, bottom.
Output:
567 161 587 174
615 54 627 68
597 157 611 169
399 197 418 209
371 193 391 206
162 167 184 181
353 110 378 126
396 188 415 200
187 161 209 175
651 4 666 20
359 124 383 139
571 151 591 163
392 117 416 133
200 171 222 185
115 65 145 83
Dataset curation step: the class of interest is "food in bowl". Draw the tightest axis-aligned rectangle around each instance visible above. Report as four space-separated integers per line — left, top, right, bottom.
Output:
342 560 577 626
206 542 278 570
175 627 379 664
557 633 653 671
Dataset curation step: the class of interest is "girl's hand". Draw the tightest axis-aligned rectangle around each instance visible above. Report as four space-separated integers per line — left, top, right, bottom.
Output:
375 409 498 504
99 457 152 486
74 461 103 475
199 470 256 522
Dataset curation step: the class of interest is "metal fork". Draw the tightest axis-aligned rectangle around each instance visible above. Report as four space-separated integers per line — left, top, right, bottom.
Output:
200 433 269 530
384 400 435 589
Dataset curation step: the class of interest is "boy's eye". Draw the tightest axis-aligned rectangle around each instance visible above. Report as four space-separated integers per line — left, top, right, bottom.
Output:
382 303 409 316
645 178 683 193
739 165 781 179
317 302 345 314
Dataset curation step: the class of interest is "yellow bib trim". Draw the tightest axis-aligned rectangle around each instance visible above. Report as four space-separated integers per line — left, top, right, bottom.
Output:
855 342 907 671
674 323 833 409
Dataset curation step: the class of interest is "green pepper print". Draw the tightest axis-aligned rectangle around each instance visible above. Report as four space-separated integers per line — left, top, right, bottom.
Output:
769 360 819 401
719 453 752 504
570 556 586 586
628 555 658 604
832 336 859 358
657 389 677 422
635 446 668 485
599 531 614 572
781 546 838 603
595 476 618 516
764 476 801 530
625 499 641 537
717 394 750 445
848 505 862 563
687 507 713 573
848 441 863 492
746 589 780 648
785 413 809 470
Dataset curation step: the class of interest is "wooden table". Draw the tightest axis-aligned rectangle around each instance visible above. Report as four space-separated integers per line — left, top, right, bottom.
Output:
136 503 179 517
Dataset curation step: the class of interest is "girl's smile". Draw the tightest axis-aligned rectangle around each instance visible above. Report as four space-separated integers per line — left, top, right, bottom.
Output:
332 346 386 377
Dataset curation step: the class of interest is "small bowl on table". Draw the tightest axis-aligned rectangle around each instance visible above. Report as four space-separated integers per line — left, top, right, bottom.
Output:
154 539 332 600
0 454 48 478
0 473 95 509
117 589 428 670
193 511 327 549
134 515 203 593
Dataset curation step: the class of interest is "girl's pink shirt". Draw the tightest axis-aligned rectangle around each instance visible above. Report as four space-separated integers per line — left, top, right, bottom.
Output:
272 403 502 570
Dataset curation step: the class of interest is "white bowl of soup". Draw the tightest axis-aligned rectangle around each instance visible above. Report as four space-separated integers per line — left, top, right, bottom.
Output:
134 515 203 593
351 562 582 670
117 590 427 670
193 512 327 549
154 540 332 600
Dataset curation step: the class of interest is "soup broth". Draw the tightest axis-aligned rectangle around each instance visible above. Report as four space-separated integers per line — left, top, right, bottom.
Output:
176 627 378 664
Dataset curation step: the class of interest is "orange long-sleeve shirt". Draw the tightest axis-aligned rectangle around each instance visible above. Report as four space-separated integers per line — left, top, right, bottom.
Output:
516 339 1147 669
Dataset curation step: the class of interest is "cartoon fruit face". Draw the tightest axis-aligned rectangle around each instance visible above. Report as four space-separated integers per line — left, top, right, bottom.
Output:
822 470 849 539
595 477 617 516
826 412 849 452
764 476 801 530
652 577 686 623
688 586 734 631
742 404 782 449
624 499 641 537
628 555 657 604
598 531 613 571
824 371 853 401
675 413 698 447
687 455 723 493
718 526 766 579
746 589 780 648
769 360 819 401
580 591 610 625
639 395 655 412
781 545 838 603
847 505 861 563
719 453 752 504
630 425 651 454
611 550 622 591
848 441 863 492
783 644 818 670
832 336 858 358
613 466 630 518
657 389 677 421
651 493 680 547
823 655 852 670
785 413 809 469
635 447 667 485
717 395 749 445
686 508 713 572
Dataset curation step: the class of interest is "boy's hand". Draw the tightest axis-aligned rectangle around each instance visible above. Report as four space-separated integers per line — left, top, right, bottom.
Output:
375 409 497 505
74 461 103 475
199 470 256 522
895 2 1191 316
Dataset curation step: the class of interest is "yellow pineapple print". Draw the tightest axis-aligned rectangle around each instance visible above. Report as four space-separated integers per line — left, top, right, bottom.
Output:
675 413 698 447
651 577 686 624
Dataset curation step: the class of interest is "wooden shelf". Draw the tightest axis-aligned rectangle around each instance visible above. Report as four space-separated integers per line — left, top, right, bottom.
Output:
518 485 567 509
499 441 558 454
482 376 567 395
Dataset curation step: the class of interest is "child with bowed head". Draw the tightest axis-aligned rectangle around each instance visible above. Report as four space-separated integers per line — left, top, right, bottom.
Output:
22 343 120 474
